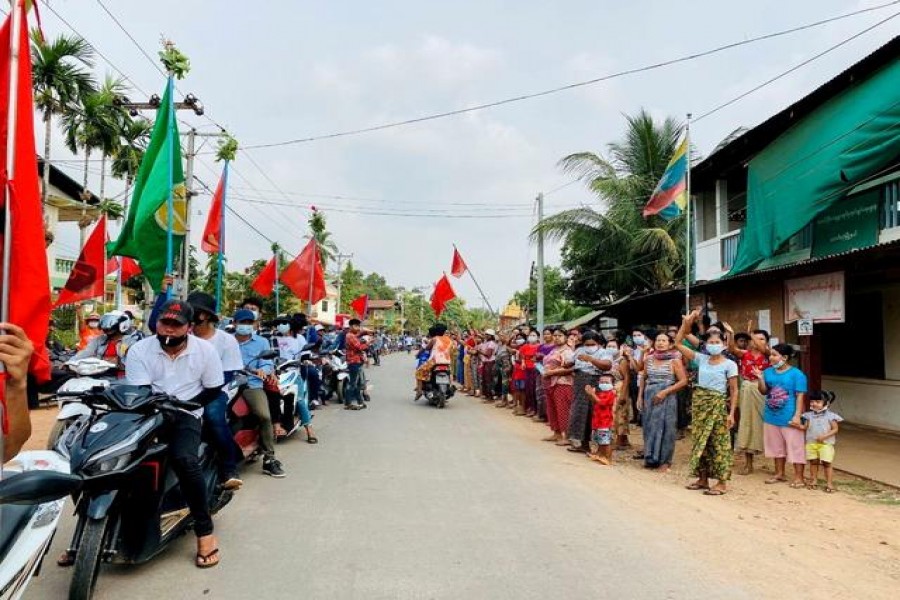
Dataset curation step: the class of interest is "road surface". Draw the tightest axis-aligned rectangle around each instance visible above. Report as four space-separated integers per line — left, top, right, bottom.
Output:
28 354 755 599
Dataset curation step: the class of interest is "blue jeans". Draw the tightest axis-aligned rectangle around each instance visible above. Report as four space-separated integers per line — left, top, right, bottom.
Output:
203 391 237 477
345 363 364 406
301 365 321 404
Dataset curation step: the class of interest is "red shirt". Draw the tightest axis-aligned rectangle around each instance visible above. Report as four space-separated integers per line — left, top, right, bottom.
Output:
519 343 539 369
346 332 368 365
512 362 526 381
591 390 616 430
740 351 769 381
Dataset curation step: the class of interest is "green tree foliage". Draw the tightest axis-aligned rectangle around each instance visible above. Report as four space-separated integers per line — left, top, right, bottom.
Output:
308 209 337 268
532 109 686 305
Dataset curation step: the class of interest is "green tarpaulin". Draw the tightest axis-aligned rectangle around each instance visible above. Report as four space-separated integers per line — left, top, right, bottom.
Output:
729 58 900 274
811 188 880 258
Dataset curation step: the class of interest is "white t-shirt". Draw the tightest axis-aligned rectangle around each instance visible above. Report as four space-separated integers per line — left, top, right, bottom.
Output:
196 329 244 372
275 334 307 361
126 336 224 417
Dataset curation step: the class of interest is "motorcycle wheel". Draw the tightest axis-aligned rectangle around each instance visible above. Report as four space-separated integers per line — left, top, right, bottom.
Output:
46 418 74 450
69 515 109 600
435 390 446 409
337 380 347 404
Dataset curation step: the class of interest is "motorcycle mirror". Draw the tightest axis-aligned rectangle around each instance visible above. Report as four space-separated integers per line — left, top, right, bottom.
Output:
256 349 279 360
0 470 83 505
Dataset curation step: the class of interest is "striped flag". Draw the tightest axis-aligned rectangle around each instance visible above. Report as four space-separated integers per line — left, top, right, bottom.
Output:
643 135 688 220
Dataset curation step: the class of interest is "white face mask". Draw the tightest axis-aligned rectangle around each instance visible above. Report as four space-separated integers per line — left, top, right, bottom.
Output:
527 335 538 343
598 383 614 392
706 343 724 356
276 323 291 335
633 335 645 346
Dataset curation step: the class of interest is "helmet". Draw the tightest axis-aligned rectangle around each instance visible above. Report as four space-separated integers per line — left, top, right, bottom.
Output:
99 311 130 335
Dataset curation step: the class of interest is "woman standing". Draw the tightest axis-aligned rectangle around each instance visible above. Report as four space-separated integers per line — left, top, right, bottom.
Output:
675 311 738 496
607 339 632 449
519 332 540 417
534 328 555 422
494 335 514 408
640 333 688 470
468 333 483 397
566 332 611 453
478 330 498 402
462 333 475 394
756 343 807 488
724 323 770 475
542 329 576 444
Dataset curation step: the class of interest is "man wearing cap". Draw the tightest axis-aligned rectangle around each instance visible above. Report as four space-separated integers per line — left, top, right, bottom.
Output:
233 308 286 477
124 299 225 568
188 292 244 490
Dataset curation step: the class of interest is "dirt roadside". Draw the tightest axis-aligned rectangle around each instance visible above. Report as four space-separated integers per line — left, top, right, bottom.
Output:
487 401 900 600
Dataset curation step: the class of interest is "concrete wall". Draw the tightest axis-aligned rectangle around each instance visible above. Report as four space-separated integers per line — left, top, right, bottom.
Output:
695 238 725 282
822 376 900 431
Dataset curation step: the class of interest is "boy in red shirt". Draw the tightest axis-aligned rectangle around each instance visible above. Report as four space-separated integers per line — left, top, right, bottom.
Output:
585 373 616 465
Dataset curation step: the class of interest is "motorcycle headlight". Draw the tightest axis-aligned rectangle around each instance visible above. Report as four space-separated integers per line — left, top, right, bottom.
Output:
82 418 156 474
86 453 134 476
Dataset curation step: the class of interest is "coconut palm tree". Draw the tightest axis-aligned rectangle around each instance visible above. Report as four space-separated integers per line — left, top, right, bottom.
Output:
532 109 686 304
62 74 129 246
110 116 151 213
308 208 338 268
31 31 96 206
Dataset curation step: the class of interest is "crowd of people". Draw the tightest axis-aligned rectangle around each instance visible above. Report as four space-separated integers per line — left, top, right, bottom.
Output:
433 309 843 496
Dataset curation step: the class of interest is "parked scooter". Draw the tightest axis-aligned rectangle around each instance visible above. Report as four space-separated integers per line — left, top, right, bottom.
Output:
51 385 233 600
319 350 349 404
0 451 71 600
422 364 454 408
46 358 118 449
226 349 280 460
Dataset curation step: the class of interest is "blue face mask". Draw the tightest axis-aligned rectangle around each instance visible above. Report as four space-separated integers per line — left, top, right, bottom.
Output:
276 323 291 335
598 383 614 392
706 343 724 356
235 324 254 336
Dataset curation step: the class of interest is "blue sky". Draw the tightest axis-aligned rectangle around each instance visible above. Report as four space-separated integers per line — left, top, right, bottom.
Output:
40 0 900 309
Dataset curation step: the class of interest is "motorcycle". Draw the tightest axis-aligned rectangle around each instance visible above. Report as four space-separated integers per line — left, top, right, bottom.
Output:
422 364 454 409
319 350 349 404
270 352 309 441
47 385 234 599
46 358 118 450
226 349 280 460
0 451 72 600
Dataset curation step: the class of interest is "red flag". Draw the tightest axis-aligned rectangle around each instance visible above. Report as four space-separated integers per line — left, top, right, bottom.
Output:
350 294 368 319
106 256 142 282
450 247 468 278
430 274 456 317
280 239 326 304
251 257 276 297
201 167 225 253
0 2 52 397
54 216 107 307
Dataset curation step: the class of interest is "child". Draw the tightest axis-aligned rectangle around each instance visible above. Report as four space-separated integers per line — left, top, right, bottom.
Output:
801 391 843 493
585 373 617 465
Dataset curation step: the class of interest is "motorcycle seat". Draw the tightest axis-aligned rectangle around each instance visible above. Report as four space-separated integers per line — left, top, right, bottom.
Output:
0 504 38 561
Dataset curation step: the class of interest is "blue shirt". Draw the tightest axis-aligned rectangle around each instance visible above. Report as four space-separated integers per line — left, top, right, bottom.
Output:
237 333 274 390
763 366 808 427
694 353 738 394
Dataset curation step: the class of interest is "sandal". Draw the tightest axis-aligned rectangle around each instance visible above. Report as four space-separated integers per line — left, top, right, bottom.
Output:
57 550 76 567
196 548 220 569
685 482 710 491
824 486 836 493
703 488 727 496
307 436 318 444
764 477 787 484
789 481 805 489
806 483 818 490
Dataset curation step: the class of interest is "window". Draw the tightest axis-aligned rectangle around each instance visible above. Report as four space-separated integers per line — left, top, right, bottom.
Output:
696 189 717 242
320 300 329 312
821 292 884 379
726 170 748 232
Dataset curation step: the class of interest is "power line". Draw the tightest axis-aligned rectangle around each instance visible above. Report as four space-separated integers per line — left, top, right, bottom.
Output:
239 1 900 149
694 9 900 122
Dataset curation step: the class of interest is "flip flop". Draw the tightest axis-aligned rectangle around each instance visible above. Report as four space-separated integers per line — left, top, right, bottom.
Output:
307 436 318 444
789 481 805 489
196 548 220 569
703 489 727 496
764 477 787 484
824 486 836 493
685 482 710 491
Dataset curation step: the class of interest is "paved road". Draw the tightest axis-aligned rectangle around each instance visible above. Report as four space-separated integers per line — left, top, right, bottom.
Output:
27 354 751 599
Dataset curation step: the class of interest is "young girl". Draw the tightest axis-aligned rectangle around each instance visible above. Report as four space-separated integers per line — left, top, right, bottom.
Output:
801 392 842 493
585 373 617 465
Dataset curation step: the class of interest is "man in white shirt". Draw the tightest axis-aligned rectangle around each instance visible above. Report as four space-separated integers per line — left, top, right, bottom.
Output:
188 292 244 490
126 299 224 569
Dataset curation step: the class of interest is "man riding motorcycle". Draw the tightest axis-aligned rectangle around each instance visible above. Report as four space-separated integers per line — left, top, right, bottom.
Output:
414 323 453 400
73 310 143 373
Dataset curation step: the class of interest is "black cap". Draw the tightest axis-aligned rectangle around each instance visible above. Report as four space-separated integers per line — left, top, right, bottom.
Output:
159 299 193 326
187 291 218 321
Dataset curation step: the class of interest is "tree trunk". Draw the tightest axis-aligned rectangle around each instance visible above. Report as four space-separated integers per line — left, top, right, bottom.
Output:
79 148 91 249
42 114 51 205
99 153 106 205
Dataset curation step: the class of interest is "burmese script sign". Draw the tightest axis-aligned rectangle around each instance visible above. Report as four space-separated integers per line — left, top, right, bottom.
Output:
812 190 879 258
783 271 845 323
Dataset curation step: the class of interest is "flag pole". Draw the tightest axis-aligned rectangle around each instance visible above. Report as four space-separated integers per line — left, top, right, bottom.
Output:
215 160 228 311
164 74 175 298
307 239 316 314
684 113 692 316
454 244 497 319
274 246 281 315
0 0 25 495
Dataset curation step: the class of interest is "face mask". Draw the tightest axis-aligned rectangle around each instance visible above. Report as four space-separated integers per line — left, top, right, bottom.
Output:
276 323 291 335
87 321 99 329
246 310 260 321
633 335 645 346
706 343 724 355
581 345 599 354
598 383 614 392
235 324 255 336
527 335 538 343
772 359 786 369
157 333 187 349
512 339 524 346
607 346 618 353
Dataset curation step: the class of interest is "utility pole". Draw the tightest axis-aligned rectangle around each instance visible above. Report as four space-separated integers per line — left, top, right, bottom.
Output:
334 252 353 314
181 128 196 297
536 193 545 333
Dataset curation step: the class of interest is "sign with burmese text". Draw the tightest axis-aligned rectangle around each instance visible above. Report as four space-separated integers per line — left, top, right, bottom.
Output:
783 271 845 323
812 190 879 258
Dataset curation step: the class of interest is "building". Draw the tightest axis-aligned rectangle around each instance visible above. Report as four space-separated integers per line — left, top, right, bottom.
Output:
366 300 399 330
684 36 900 432
499 301 525 331
310 283 339 325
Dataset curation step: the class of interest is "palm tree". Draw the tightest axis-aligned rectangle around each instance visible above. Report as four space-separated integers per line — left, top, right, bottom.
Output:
532 109 685 303
308 209 338 268
62 74 129 246
110 116 151 214
31 31 97 206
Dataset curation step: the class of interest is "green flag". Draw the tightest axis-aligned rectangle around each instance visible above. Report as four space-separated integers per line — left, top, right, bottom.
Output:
108 81 185 292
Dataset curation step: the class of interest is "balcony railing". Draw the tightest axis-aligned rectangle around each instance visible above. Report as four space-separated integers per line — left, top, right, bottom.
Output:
720 230 741 271
882 178 900 230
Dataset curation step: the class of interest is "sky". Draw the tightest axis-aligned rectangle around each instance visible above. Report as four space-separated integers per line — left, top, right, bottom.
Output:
38 0 900 309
